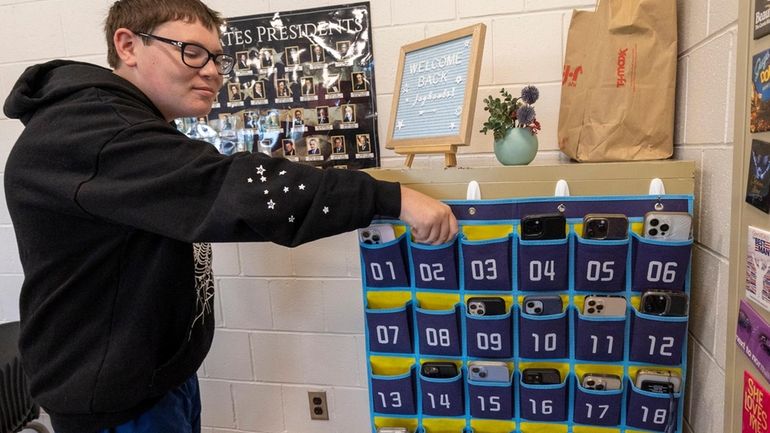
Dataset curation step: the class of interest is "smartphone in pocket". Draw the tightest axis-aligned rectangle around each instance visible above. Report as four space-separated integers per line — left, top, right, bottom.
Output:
581 373 622 391
640 290 688 316
467 297 506 316
635 369 681 393
643 211 692 241
421 362 458 379
582 213 628 240
521 213 566 240
522 368 561 385
358 224 396 244
523 295 563 315
583 295 627 317
468 361 510 382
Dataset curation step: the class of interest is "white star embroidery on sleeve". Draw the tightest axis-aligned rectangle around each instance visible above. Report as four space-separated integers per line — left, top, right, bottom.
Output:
283 186 289 193
289 215 295 222
264 189 269 195
247 178 253 183
260 176 267 183
280 170 287 175
267 200 276 209
299 184 306 190
323 206 329 214
256 165 266 175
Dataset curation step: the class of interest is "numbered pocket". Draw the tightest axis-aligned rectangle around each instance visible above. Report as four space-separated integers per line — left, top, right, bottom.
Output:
371 367 417 415
574 236 628 292
361 235 411 288
629 309 687 365
465 308 513 359
631 233 692 291
467 374 514 420
518 374 569 422
366 303 414 354
574 310 626 362
518 309 569 360
517 237 570 292
461 236 513 291
572 381 622 427
626 380 680 432
415 304 462 357
411 238 460 290
419 369 465 417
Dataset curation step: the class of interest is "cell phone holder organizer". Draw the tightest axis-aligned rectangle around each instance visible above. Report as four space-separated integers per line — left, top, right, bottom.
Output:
359 194 693 433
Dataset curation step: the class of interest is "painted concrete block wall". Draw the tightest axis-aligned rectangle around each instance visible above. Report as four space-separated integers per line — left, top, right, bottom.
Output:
0 0 735 432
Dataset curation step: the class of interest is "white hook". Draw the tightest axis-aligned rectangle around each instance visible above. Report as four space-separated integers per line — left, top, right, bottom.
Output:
555 179 570 197
466 180 481 200
649 178 666 195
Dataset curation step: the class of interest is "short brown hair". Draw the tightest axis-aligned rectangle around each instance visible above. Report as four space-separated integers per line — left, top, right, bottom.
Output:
104 0 224 68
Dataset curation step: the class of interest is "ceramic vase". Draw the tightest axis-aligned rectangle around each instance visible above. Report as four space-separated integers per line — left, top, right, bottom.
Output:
493 127 538 165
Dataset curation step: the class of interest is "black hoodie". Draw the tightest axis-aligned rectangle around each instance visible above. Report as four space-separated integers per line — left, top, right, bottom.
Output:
2 60 400 432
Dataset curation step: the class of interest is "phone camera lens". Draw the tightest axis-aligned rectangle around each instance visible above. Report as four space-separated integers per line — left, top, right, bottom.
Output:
587 300 595 306
471 367 480 373
586 380 595 387
363 240 372 245
372 234 380 242
526 302 535 308
649 228 659 236
534 307 542 314
587 307 595 314
596 384 605 390
650 218 660 227
660 224 670 232
479 371 487 378
596 304 604 311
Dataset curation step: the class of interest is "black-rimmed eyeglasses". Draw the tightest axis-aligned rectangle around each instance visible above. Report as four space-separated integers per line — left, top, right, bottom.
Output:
134 31 235 75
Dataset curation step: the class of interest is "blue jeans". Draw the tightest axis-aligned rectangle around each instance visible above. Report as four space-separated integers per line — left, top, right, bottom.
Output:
100 375 201 433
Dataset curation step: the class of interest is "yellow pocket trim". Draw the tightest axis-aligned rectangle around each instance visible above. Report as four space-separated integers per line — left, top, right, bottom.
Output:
370 356 415 375
463 224 513 241
367 291 412 309
631 221 644 235
574 426 621 433
520 422 568 433
422 417 466 433
374 417 418 431
394 224 407 238
470 418 516 433
416 292 460 310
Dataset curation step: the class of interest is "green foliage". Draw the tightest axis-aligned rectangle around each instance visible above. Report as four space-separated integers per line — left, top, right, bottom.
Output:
480 88 519 140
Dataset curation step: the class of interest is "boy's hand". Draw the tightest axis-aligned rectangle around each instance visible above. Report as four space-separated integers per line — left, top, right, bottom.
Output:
399 186 459 245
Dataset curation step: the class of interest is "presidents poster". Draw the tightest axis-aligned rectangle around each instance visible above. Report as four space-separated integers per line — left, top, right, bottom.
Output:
182 2 379 169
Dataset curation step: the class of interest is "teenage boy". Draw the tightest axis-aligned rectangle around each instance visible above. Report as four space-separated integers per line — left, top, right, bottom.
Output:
2 1 458 432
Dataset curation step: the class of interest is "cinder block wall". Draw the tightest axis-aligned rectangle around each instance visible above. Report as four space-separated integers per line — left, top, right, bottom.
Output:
0 1 736 432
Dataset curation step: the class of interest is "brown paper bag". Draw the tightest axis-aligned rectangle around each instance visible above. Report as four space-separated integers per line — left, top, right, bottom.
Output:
558 0 677 162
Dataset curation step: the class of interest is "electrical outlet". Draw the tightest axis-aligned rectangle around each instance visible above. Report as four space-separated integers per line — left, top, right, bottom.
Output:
308 391 329 420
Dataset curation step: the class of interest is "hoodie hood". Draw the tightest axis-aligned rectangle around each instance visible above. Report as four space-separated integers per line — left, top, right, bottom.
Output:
3 60 159 125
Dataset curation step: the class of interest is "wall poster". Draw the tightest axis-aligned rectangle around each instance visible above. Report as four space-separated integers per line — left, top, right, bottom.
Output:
757 0 770 40
752 48 770 133
178 2 380 169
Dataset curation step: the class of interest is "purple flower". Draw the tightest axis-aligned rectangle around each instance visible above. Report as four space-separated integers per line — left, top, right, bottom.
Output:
520 85 539 104
516 105 536 126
